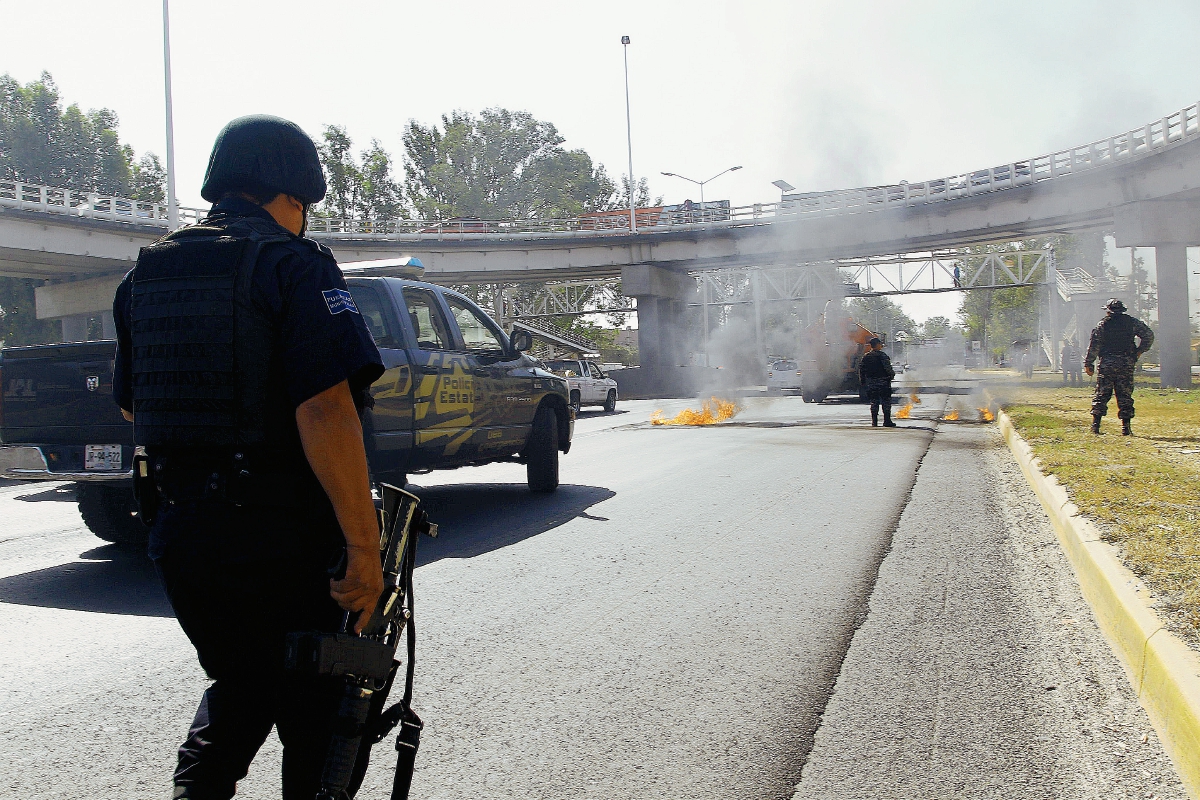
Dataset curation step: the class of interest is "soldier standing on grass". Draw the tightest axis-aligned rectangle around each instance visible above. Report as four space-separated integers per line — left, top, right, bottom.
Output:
1084 298 1154 436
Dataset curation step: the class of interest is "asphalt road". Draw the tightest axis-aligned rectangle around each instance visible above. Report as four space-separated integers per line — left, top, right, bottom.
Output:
0 394 1186 799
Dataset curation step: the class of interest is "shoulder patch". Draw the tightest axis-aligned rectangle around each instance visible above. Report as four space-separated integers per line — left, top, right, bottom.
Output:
323 288 360 315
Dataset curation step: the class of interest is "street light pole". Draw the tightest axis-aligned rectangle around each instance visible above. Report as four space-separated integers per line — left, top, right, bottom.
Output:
162 0 178 229
660 166 742 206
621 35 635 233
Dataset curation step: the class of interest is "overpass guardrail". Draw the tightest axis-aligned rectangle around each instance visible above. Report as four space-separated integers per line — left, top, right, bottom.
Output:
3 102 1197 241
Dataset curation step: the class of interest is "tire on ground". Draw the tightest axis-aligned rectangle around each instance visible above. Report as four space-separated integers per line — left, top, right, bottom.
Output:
604 390 617 413
77 483 149 546
526 404 560 493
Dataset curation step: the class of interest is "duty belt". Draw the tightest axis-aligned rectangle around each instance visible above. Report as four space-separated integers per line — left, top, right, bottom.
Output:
151 453 315 508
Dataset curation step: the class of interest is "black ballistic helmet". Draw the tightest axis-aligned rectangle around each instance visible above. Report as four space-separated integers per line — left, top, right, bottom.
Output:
200 115 327 204
1104 298 1127 313
868 337 882 346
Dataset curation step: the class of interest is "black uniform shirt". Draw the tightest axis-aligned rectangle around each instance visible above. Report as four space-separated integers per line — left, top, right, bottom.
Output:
859 348 894 382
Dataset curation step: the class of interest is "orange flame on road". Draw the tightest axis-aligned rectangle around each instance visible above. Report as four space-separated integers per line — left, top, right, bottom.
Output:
910 392 921 405
895 403 913 419
979 408 995 422
651 398 741 426
943 409 960 421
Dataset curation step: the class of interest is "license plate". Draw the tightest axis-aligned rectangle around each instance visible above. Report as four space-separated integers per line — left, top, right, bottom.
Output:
85 444 122 471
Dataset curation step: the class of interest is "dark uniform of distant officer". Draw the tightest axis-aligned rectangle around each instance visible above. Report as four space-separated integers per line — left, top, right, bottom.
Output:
112 116 385 798
859 336 896 427
1084 298 1154 435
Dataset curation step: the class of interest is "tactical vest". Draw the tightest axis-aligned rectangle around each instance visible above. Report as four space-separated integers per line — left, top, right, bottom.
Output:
130 218 291 450
1095 313 1139 358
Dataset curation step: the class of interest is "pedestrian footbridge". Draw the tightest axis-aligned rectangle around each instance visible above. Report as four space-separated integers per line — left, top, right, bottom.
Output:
2 103 1198 387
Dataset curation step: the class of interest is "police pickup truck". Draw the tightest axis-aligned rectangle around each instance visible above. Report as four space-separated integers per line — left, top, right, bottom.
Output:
0 277 573 545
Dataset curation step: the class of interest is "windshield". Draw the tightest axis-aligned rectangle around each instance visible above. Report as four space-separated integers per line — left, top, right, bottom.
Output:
545 360 583 377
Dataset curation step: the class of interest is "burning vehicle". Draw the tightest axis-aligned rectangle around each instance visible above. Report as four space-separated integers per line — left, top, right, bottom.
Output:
797 312 885 404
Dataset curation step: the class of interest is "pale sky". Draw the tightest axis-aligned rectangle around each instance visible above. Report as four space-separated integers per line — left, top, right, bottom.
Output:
6 0 1200 323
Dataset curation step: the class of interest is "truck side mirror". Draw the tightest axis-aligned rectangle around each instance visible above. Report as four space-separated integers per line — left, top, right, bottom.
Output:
510 329 533 352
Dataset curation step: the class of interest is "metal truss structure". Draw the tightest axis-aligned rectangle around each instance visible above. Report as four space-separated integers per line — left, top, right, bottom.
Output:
499 280 634 319
690 249 1056 308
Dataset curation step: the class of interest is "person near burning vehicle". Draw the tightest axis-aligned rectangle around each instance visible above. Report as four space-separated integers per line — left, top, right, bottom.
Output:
1085 298 1154 436
112 115 385 798
859 336 896 427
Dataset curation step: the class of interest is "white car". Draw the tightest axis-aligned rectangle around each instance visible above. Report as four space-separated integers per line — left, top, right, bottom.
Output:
545 359 619 413
766 358 804 393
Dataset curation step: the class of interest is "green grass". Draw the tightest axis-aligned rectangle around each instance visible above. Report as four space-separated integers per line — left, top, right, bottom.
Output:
1003 385 1200 644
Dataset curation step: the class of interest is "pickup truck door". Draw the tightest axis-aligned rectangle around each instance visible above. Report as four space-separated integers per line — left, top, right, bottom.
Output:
587 362 608 401
399 286 474 467
348 282 412 481
576 360 594 403
570 360 589 403
443 294 533 455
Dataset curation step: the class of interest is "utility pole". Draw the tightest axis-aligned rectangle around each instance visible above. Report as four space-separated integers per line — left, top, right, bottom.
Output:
621 36 635 233
162 0 179 229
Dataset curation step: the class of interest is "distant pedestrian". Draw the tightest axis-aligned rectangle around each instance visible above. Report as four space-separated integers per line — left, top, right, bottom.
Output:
1085 298 1154 435
1067 341 1083 386
1019 348 1033 379
859 337 896 427
953 265 961 288
1061 342 1073 385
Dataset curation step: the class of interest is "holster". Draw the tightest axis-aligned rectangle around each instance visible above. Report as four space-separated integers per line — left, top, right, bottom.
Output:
132 452 158 527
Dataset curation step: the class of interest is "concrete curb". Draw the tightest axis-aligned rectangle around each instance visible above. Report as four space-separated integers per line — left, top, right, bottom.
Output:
996 409 1200 799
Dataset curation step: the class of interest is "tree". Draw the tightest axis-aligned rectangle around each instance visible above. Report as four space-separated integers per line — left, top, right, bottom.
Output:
317 125 360 219
607 174 661 210
1126 246 1157 319
313 125 405 221
0 72 163 199
921 315 951 339
402 108 615 220
359 140 404 219
0 277 57 347
130 153 166 203
848 295 917 339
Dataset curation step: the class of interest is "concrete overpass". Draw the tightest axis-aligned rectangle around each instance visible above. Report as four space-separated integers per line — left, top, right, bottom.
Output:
2 102 1198 386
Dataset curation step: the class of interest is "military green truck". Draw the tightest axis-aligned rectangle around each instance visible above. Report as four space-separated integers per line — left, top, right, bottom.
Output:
0 277 574 545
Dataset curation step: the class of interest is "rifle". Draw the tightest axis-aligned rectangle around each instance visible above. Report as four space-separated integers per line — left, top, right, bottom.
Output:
285 484 437 800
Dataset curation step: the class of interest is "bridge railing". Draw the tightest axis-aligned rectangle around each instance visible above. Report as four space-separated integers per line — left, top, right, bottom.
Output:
3 102 1197 238
0 179 205 226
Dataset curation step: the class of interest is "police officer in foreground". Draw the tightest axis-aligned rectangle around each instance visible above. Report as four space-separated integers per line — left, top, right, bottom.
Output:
112 115 385 798
859 336 896 427
1084 298 1154 435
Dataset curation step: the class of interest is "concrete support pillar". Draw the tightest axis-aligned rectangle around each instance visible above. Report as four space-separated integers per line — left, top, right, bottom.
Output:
622 264 691 397
60 314 88 343
1154 244 1193 388
1114 199 1198 389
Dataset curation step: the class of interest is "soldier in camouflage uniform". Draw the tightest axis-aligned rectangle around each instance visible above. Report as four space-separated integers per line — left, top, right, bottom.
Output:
1084 298 1154 435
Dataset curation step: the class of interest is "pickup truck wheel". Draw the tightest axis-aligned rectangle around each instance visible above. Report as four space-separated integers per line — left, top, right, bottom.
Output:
603 390 617 412
526 405 560 493
77 484 149 546
569 391 581 416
